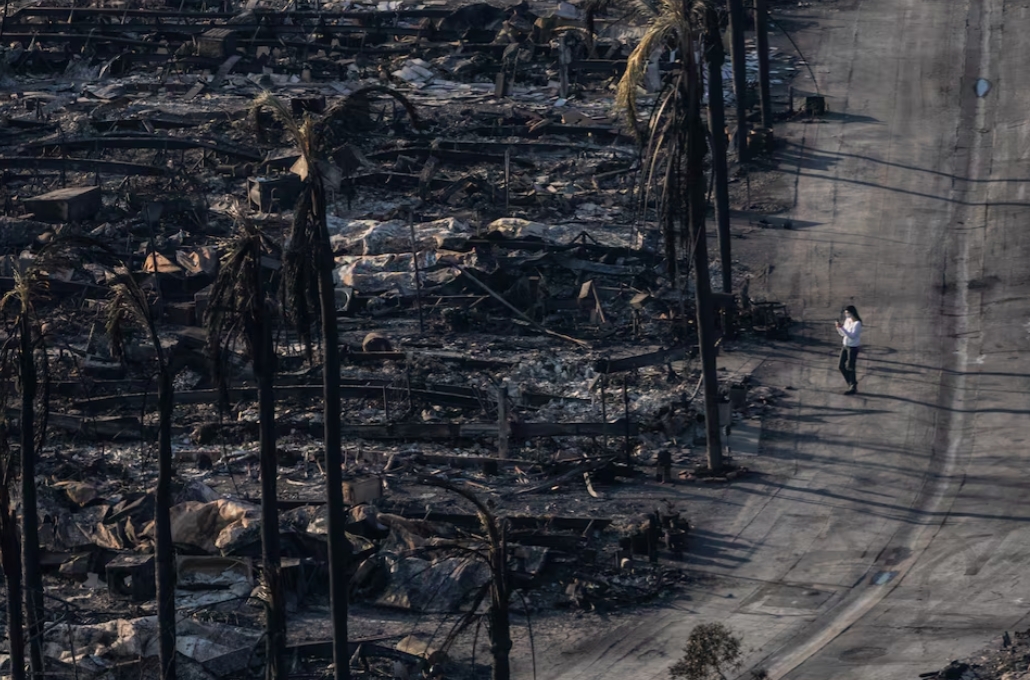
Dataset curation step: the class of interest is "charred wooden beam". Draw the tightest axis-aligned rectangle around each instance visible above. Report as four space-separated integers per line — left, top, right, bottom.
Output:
366 147 535 168
286 640 422 665
19 135 262 162
0 157 171 176
464 124 631 142
513 420 638 438
399 511 611 532
0 277 109 298
186 419 639 442
74 383 487 413
350 172 454 192
4 409 146 440
595 347 696 374
343 349 514 369
411 453 539 468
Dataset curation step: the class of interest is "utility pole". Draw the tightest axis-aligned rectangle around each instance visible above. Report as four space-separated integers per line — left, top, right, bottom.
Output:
726 0 749 161
706 7 733 294
755 0 773 129
686 28 725 473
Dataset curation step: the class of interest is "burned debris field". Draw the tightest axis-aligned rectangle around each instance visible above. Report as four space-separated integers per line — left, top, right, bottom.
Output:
0 0 803 678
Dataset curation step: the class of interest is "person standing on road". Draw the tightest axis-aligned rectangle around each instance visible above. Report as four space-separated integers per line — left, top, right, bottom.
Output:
835 305 862 394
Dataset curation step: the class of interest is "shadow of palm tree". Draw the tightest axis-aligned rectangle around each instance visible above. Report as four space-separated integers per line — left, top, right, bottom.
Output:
819 111 883 125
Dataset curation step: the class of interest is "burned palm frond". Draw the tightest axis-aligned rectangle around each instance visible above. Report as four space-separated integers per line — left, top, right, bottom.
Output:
319 85 423 145
616 0 711 280
440 580 491 652
0 266 53 457
252 92 309 153
205 216 281 407
250 93 328 361
615 0 710 135
281 185 323 361
106 270 163 365
106 283 179 680
35 234 120 272
0 268 48 321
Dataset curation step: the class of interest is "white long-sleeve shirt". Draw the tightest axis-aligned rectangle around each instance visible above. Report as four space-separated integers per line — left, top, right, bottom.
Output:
837 318 862 347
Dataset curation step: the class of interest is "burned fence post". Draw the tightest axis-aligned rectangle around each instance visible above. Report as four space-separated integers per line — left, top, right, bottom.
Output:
409 218 425 336
489 386 509 476
559 32 570 99
504 148 511 216
623 380 632 467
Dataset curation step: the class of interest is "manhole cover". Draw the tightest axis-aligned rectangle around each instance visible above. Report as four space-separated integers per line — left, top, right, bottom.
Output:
838 646 887 662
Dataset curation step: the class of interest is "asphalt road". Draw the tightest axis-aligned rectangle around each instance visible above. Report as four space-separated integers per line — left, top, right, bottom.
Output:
533 0 1030 677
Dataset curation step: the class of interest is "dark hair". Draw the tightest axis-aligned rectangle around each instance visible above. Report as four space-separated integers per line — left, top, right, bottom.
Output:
843 305 862 322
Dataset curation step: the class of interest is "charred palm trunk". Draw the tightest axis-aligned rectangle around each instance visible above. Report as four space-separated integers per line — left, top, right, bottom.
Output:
1 452 26 680
490 523 511 680
755 0 772 129
256 285 285 680
156 365 176 680
311 179 351 680
684 41 724 472
726 0 748 160
19 314 43 680
705 8 732 294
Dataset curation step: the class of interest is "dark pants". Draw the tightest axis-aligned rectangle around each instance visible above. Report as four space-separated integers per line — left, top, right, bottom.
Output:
839 346 859 386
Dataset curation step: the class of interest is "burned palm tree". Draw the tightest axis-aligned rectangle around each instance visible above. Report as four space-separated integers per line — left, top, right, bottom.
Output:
253 91 351 680
0 266 51 680
617 0 724 471
419 476 514 680
252 89 420 680
106 270 177 680
205 218 286 680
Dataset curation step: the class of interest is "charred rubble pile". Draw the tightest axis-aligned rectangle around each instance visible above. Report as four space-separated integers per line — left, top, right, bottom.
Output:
0 0 800 676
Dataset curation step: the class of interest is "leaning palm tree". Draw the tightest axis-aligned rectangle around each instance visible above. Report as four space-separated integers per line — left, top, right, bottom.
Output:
252 88 420 680
205 217 286 680
106 268 177 680
420 476 514 680
617 0 724 470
